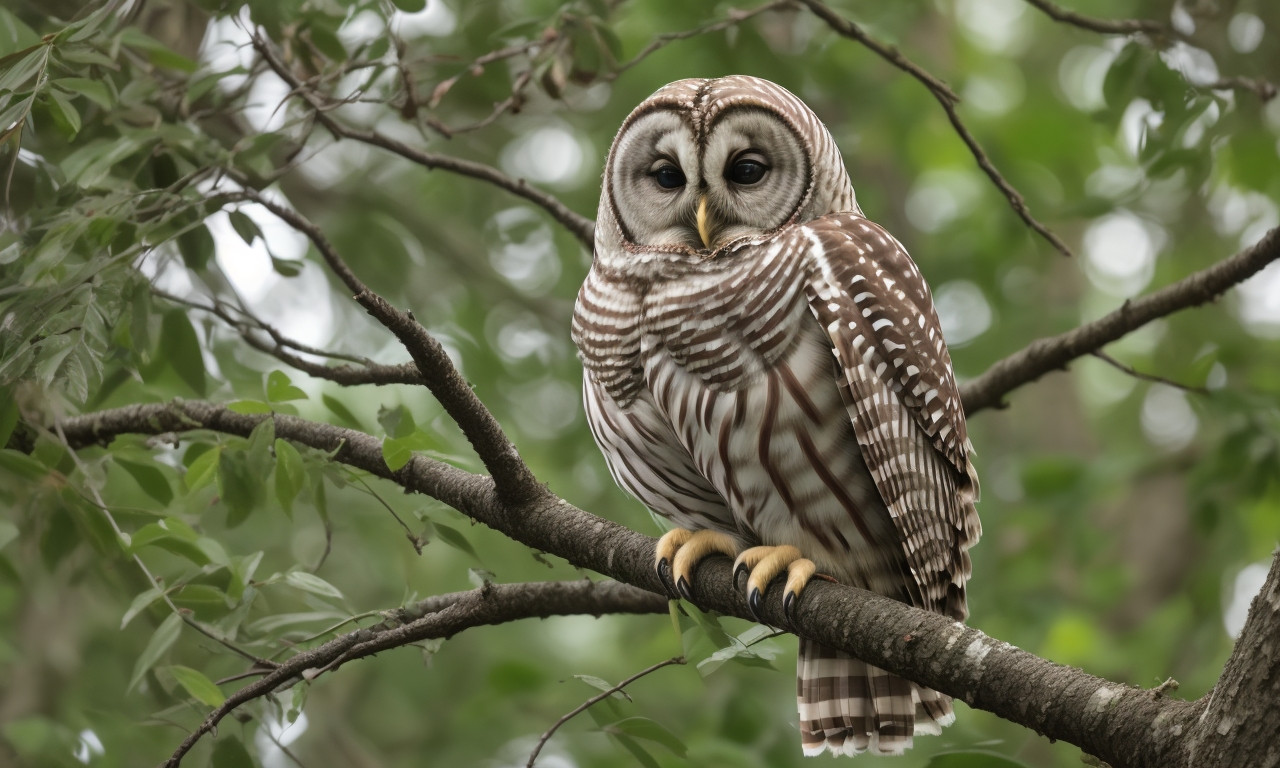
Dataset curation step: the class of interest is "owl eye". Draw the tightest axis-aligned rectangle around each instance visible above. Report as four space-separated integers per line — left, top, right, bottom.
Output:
728 158 768 185
653 165 686 189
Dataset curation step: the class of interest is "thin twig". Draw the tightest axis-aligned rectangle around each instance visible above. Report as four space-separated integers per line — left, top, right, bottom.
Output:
1021 0 1165 36
608 1 793 80
251 32 594 247
1090 350 1209 395
799 0 1072 257
1199 76 1278 103
526 656 686 767
156 579 665 766
961 226 1280 414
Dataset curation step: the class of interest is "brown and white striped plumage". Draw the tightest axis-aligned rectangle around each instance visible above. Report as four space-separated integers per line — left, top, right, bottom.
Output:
573 76 980 756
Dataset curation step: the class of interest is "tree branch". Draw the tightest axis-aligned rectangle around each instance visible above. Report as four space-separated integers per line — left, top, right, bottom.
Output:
238 187 541 504
1020 0 1165 36
55 400 1266 768
961 226 1280 414
159 579 666 766
798 0 1073 258
153 288 428 387
251 33 595 248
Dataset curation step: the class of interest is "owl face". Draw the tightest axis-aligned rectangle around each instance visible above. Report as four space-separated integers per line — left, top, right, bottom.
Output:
600 76 857 256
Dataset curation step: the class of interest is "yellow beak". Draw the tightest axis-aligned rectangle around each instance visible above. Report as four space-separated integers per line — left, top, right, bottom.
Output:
696 196 711 249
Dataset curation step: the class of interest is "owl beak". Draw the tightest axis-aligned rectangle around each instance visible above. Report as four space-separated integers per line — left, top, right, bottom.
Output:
696 196 712 249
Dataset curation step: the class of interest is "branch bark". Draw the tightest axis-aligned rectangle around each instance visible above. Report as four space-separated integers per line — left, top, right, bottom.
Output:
160 579 666 766
54 401 1280 767
961 226 1280 414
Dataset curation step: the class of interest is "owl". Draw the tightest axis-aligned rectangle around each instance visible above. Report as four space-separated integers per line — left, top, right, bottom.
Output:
572 76 980 756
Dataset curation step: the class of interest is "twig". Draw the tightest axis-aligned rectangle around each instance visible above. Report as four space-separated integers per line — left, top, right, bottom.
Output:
1090 350 1209 395
799 0 1073 257
156 579 666 766
1020 0 1165 36
608 1 793 80
237 187 542 505
251 32 594 248
961 226 1280 414
1199 76 1278 103
526 656 686 767
153 288 428 388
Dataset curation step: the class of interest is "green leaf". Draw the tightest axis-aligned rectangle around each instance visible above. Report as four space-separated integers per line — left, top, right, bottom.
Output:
160 310 207 395
56 77 112 108
128 612 182 691
389 0 426 11
382 436 413 471
926 751 1034 768
0 449 50 480
218 449 261 527
272 256 303 277
274 439 304 516
228 209 261 245
185 445 222 491
377 404 416 438
116 458 174 505
176 222 215 272
266 370 307 402
284 570 345 603
322 393 361 428
606 717 687 758
168 665 226 707
210 736 255 768
431 522 479 560
612 733 660 768
574 674 630 701
0 46 46 94
116 27 197 72
46 88 80 136
0 9 41 51
245 610 346 635
121 586 164 629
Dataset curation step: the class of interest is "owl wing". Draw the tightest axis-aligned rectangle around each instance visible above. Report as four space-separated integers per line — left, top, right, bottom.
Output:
797 213 980 619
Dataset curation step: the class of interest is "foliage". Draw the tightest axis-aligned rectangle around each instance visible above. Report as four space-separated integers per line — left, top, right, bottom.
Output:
2 0 1279 766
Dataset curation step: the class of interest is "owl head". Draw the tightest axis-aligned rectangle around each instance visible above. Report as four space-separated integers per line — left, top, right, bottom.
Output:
596 76 860 263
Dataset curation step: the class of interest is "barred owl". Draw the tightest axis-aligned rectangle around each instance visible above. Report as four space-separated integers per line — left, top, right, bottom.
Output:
572 76 981 756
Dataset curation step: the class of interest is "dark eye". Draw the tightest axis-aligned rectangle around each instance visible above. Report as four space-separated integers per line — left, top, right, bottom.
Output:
728 158 768 185
653 165 686 189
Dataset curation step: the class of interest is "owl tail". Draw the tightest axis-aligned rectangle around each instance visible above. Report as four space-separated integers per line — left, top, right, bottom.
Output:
797 637 955 756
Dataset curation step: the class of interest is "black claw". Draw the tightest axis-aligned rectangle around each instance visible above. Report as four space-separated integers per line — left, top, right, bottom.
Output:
748 587 763 620
676 576 693 601
656 558 671 586
733 562 749 589
783 590 797 621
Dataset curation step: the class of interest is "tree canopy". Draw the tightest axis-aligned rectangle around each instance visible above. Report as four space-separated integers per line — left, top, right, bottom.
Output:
2 1 1279 767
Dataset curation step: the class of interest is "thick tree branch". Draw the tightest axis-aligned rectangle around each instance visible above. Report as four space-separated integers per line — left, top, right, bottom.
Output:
251 33 595 248
159 579 666 766
961 226 1280 414
238 187 541 504
798 0 1073 258
56 400 1274 768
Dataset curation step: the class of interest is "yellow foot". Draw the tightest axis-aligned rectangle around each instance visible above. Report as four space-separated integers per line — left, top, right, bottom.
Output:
655 528 740 600
732 545 817 621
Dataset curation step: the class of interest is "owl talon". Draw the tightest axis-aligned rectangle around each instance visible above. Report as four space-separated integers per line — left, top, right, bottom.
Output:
733 561 750 589
732 545 817 622
656 528 740 602
676 576 694 601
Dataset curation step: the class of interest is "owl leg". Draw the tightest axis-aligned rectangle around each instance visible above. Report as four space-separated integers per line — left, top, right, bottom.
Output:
655 528 740 600
732 546 817 621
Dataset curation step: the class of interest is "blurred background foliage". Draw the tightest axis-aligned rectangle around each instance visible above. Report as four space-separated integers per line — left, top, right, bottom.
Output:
1 0 1279 766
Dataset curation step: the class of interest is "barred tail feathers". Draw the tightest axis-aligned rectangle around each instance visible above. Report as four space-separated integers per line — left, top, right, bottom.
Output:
797 638 955 757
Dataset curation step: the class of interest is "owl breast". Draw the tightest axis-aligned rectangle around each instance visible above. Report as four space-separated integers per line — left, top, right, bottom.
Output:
576 239 911 596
